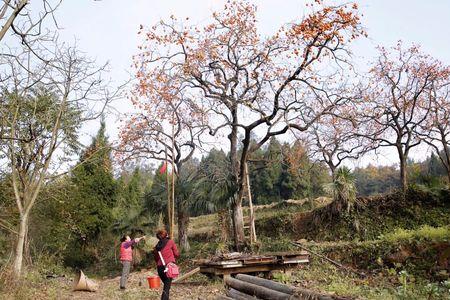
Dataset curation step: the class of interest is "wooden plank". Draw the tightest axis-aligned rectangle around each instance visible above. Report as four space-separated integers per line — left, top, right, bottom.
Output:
172 267 200 283
200 261 309 276
200 264 273 275
281 256 309 264
221 264 244 268
263 251 308 257
243 257 277 265
225 276 291 300
209 260 242 266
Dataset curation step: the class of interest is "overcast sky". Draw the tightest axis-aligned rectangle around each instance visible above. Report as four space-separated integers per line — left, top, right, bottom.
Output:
46 0 450 167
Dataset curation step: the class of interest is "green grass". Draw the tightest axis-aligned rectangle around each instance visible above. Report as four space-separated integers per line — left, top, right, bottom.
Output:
282 257 450 300
380 225 450 243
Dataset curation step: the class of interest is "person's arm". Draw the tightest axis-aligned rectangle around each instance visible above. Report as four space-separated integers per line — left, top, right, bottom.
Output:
134 237 142 243
123 239 136 249
172 241 180 258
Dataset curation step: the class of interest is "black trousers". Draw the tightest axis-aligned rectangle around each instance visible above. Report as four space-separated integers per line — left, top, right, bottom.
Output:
157 266 172 300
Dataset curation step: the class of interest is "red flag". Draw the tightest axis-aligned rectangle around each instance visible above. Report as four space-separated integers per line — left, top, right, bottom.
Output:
159 162 167 174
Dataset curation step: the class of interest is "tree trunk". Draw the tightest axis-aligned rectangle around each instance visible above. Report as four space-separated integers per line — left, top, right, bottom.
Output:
232 198 245 250
439 129 450 187
399 154 407 192
177 205 190 252
228 109 245 250
13 212 29 280
217 208 231 243
329 164 336 181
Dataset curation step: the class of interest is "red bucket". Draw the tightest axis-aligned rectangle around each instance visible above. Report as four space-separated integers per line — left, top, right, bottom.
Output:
147 275 161 289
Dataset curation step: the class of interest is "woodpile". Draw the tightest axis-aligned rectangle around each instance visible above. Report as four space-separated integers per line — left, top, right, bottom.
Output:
219 274 347 300
197 251 310 276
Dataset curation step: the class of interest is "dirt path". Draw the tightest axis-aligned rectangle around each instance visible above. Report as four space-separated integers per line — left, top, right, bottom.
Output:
28 269 224 300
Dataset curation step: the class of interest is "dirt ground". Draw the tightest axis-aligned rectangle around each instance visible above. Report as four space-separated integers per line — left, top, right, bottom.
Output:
14 269 224 300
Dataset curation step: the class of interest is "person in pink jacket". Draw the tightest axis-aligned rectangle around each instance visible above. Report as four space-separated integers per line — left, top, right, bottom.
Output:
119 234 145 290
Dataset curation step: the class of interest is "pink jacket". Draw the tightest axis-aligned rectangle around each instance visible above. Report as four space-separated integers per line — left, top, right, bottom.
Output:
120 240 136 262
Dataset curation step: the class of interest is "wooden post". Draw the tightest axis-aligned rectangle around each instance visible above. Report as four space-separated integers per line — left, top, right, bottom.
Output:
245 162 257 244
170 116 176 240
165 145 171 235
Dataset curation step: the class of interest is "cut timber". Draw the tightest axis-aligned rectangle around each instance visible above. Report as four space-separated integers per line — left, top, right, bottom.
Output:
200 264 273 276
225 276 291 300
243 256 277 265
172 267 200 283
226 288 258 300
236 274 334 300
236 274 295 295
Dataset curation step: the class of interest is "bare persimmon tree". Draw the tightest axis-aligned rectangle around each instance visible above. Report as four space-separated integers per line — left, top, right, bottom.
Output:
418 81 450 185
135 0 364 249
297 103 368 178
359 42 450 191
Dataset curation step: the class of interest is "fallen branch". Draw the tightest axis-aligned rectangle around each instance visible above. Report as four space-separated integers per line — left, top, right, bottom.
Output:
291 242 366 278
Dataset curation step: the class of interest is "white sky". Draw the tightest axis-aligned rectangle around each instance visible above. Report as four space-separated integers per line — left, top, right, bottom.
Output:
30 0 450 167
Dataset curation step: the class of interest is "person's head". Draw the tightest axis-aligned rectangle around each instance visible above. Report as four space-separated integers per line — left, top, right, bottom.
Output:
156 229 168 240
121 235 131 242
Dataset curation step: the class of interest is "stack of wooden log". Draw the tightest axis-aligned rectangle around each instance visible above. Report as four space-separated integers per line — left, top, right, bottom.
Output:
217 274 346 300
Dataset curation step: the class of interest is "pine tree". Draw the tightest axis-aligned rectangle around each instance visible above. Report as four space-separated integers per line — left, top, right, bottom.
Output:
65 120 117 267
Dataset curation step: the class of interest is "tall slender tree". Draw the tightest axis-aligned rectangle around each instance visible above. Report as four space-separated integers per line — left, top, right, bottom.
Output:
0 43 117 279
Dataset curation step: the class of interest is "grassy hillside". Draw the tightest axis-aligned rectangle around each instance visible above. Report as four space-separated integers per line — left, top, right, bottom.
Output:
185 185 450 299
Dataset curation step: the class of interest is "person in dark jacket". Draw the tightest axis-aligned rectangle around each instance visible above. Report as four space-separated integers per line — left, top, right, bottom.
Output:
153 229 179 300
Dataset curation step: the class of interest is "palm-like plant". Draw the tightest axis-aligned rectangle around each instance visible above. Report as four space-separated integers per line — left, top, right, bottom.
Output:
174 160 206 252
324 166 357 214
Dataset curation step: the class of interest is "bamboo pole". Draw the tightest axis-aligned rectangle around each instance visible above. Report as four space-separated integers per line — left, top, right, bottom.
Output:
170 114 176 240
245 162 257 244
165 145 171 235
